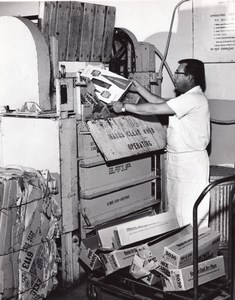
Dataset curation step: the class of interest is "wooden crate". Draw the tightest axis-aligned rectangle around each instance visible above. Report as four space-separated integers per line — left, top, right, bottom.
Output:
79 157 152 194
80 181 157 227
77 125 104 166
38 1 116 62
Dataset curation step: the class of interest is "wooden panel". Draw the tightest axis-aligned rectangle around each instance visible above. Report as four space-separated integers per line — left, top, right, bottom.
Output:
80 181 156 227
90 5 106 61
55 2 71 61
61 232 74 286
79 157 152 192
60 117 78 233
66 2 83 61
102 6 116 62
79 3 95 61
39 1 58 45
39 1 116 62
77 131 102 162
88 115 167 161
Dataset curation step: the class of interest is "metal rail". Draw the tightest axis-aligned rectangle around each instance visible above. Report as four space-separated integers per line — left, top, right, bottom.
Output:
193 175 235 300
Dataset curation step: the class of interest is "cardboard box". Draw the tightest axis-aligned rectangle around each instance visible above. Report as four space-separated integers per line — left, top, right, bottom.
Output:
141 272 160 286
129 255 158 279
129 255 160 286
78 236 101 271
99 243 151 276
97 210 156 250
81 65 132 104
159 259 177 277
113 211 179 249
163 227 220 268
98 225 192 276
149 224 193 262
169 256 225 291
161 274 175 291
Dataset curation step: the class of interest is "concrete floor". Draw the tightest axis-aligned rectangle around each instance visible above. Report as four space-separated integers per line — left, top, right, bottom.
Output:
47 269 121 300
47 247 234 300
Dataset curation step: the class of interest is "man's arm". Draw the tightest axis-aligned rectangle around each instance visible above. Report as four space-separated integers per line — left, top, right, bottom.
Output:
130 80 166 104
112 101 175 116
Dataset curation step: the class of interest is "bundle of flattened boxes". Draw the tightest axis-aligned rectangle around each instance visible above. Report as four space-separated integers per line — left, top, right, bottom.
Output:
79 211 226 291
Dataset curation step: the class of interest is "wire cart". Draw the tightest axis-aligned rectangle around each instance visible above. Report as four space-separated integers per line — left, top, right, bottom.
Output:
86 175 235 300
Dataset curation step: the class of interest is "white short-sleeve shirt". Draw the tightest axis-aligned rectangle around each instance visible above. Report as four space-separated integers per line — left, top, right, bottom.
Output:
166 86 210 153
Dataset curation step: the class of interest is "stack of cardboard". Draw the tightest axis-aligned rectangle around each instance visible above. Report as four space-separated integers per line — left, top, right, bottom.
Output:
159 226 225 291
0 166 61 300
79 210 181 283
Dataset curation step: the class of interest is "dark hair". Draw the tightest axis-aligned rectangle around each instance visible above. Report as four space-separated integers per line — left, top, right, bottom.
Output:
178 59 206 92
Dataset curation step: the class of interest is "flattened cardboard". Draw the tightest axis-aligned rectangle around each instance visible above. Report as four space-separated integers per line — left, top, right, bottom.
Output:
81 65 132 104
113 211 179 249
79 236 101 271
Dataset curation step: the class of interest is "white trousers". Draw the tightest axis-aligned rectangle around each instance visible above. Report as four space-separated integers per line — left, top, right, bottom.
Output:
166 150 210 228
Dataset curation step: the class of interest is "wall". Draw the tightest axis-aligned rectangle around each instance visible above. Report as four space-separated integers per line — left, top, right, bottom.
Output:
0 0 234 165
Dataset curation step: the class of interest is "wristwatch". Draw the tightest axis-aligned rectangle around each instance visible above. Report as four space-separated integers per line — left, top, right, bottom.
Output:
121 105 126 112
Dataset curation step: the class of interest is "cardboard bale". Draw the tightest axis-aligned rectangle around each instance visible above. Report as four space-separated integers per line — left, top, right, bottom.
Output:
163 227 220 268
113 211 179 249
169 256 225 291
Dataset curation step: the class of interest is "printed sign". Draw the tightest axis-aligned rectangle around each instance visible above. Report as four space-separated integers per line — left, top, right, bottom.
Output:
194 0 235 62
87 115 166 161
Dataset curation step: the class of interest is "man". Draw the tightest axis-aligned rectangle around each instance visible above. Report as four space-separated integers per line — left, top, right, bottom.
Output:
112 59 210 227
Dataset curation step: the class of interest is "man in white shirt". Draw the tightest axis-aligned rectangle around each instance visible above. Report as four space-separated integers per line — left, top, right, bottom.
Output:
112 59 210 227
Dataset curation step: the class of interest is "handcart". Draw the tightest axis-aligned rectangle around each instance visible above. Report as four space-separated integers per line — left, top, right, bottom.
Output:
86 175 235 300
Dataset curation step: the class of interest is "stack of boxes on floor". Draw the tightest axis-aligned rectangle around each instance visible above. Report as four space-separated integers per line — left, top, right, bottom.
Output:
0 166 61 300
79 210 226 291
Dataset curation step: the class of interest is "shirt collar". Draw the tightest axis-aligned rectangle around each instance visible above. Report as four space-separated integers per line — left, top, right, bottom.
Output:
185 85 202 94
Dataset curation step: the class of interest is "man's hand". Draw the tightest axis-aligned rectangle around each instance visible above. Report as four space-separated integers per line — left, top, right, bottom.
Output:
111 101 124 113
129 80 142 93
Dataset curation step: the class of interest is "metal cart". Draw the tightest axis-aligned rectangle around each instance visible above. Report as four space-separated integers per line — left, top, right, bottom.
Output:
86 175 235 300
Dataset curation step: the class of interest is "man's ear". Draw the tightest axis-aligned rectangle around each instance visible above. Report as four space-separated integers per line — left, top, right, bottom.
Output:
187 74 194 85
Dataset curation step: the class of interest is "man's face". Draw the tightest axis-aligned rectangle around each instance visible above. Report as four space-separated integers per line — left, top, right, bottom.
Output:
173 63 188 94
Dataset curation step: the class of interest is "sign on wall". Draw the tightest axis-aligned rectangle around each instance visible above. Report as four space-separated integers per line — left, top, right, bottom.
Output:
193 0 235 62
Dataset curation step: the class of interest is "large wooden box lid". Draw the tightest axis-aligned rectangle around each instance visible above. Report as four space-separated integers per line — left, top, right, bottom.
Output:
39 1 116 62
